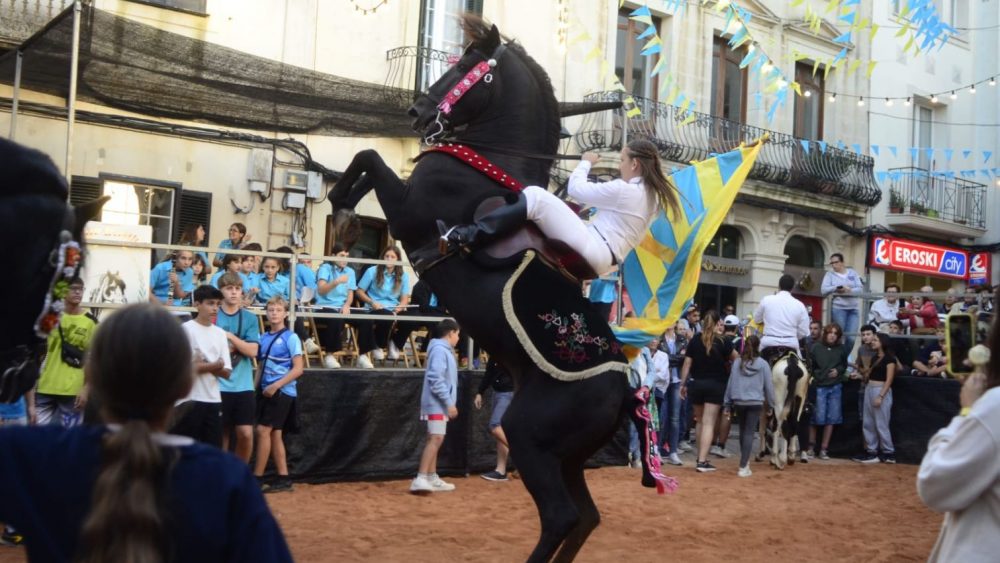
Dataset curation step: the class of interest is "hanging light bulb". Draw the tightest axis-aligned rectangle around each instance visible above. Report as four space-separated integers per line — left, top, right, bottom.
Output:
829 93 837 103
991 77 997 86
904 97 912 106
804 90 812 97
885 98 894 107
857 97 865 107
970 84 977 94
950 90 958 100
931 94 939 103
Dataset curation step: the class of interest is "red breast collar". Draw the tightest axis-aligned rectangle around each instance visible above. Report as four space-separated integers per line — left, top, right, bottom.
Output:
418 143 524 192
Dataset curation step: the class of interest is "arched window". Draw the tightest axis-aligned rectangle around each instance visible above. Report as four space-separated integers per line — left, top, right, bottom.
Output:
784 235 825 268
705 225 741 259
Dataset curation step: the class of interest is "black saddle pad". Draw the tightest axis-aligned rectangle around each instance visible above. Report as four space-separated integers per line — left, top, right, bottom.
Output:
502 251 629 381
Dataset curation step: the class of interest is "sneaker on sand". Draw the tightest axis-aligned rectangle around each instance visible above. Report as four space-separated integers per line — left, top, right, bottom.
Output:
799 451 810 463
737 466 752 478
357 354 375 369
818 450 830 460
481 470 509 482
881 454 897 464
666 453 683 466
709 445 731 458
410 475 433 494
387 341 401 360
695 461 717 473
262 477 293 494
304 338 320 354
371 348 385 361
677 441 693 453
852 452 880 464
323 354 341 369
429 475 456 492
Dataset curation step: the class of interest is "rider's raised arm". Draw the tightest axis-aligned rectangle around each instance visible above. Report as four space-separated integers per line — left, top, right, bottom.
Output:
567 160 630 208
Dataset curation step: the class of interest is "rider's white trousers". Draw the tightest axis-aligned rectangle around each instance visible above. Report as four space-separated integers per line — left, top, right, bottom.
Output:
523 186 614 276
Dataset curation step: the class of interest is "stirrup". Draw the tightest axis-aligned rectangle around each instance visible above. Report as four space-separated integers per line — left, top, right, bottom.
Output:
437 220 461 255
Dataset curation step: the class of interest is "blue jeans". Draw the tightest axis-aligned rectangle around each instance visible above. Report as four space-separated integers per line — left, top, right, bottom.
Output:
812 384 843 425
831 308 860 351
657 382 682 454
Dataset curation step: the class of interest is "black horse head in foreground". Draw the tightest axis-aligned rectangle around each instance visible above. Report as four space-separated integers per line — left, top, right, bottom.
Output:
329 16 662 562
1 139 106 402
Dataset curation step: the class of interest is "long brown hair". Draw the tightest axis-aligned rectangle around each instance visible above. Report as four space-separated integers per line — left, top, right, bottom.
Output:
76 304 193 563
626 139 681 220
700 311 721 355
987 287 1000 389
740 334 761 373
375 245 404 295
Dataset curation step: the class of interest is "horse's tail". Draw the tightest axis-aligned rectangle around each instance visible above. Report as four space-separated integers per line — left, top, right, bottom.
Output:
626 387 678 494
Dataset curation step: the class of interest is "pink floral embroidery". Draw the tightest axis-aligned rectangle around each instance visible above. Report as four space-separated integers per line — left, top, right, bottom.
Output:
537 309 622 364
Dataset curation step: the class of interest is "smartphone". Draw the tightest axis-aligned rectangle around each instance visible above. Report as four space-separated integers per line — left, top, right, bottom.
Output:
836 285 844 290
946 314 974 378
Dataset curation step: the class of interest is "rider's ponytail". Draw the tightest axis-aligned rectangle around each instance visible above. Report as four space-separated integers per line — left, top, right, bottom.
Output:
626 140 681 220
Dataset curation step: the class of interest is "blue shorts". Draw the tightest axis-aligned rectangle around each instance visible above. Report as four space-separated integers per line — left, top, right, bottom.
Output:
489 391 513 431
812 384 843 426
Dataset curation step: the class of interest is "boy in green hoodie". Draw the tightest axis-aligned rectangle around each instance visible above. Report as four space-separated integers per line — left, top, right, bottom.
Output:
809 323 849 460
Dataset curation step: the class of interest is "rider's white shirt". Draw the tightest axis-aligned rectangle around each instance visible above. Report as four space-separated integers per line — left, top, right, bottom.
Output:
568 161 658 263
753 290 810 352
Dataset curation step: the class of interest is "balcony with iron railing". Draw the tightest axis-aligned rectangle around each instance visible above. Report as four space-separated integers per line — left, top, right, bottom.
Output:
0 0 73 49
382 45 455 109
573 91 882 208
885 167 987 238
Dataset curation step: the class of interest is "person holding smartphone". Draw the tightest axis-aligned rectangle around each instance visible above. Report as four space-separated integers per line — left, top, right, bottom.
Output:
821 253 863 352
917 288 1000 562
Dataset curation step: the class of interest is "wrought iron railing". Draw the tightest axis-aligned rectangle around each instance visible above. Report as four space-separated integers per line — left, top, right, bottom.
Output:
0 0 73 47
573 91 881 207
382 45 455 109
886 167 986 228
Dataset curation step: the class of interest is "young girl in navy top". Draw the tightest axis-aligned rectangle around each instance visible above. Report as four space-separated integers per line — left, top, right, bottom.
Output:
355 245 416 366
0 304 291 562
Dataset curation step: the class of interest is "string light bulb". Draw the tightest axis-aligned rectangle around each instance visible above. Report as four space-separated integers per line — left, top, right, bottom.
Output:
803 90 812 97
884 98 894 107
904 97 912 106
950 90 958 100
931 94 939 103
857 97 865 107
970 84 976 94
829 93 836 103
991 77 997 86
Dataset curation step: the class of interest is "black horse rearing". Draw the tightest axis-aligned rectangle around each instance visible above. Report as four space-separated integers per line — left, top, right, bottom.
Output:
329 18 659 562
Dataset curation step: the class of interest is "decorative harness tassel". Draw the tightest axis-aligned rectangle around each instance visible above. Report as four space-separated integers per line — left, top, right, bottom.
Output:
634 387 679 494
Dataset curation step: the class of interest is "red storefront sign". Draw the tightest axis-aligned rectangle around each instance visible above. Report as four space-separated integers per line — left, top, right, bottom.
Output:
968 252 991 286
869 235 969 280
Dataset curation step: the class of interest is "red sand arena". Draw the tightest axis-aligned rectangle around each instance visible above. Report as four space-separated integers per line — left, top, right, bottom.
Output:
0 456 940 562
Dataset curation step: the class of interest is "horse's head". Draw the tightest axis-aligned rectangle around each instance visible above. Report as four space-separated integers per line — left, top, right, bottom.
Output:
0 138 107 402
408 18 506 143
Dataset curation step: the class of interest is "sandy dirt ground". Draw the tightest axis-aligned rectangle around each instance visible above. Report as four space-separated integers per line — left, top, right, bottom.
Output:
0 452 940 562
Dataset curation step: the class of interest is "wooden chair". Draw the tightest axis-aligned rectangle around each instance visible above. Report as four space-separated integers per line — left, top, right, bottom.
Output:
300 314 324 369
410 328 429 368
332 323 360 367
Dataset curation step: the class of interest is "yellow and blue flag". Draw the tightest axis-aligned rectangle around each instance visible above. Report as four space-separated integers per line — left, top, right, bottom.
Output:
613 137 766 349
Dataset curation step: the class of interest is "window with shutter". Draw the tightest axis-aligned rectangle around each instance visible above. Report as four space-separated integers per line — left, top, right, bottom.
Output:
174 190 213 244
70 176 102 208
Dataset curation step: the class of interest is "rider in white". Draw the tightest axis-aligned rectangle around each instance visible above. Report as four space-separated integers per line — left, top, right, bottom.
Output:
439 140 680 277
753 274 811 362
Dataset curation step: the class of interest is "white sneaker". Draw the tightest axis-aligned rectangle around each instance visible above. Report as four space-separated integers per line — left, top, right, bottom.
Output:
304 338 320 354
738 465 752 478
358 354 375 369
323 354 340 369
710 445 731 458
371 348 385 361
666 453 683 466
429 474 455 492
678 441 693 453
387 341 400 360
410 475 433 494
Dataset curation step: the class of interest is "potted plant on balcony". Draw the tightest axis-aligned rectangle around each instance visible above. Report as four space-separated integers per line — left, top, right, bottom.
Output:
889 189 904 213
909 200 926 215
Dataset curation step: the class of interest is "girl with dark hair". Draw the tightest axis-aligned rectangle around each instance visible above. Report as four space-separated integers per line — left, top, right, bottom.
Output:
0 304 291 562
214 222 249 267
853 332 897 464
178 223 208 266
917 288 1000 562
354 245 416 367
723 334 776 477
190 253 211 287
439 139 681 277
679 311 738 472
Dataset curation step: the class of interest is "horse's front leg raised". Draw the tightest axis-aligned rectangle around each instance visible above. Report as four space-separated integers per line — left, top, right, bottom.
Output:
328 149 398 211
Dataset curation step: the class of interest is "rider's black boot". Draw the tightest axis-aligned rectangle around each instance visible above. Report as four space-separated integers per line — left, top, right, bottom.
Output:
437 193 527 255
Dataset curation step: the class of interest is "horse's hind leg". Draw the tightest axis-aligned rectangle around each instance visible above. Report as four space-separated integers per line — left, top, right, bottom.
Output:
513 450 579 563
551 463 599 563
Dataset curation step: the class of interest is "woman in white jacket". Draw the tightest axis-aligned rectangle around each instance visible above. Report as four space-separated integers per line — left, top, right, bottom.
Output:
917 291 1000 562
438 140 681 277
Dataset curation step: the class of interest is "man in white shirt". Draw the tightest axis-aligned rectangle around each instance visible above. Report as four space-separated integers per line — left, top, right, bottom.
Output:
753 274 811 364
869 283 902 332
171 285 232 447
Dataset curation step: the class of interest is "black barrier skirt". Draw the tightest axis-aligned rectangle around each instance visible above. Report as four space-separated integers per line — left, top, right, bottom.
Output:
285 370 630 483
823 376 960 464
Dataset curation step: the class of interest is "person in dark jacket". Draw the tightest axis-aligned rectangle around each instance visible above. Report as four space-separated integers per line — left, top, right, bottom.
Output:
474 359 515 481
809 323 849 460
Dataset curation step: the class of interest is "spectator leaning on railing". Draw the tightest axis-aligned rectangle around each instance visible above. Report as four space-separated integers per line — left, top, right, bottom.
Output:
869 284 902 332
821 253 863 351
898 288 940 335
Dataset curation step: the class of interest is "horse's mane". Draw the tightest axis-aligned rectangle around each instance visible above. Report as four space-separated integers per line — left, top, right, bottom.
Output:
462 15 561 159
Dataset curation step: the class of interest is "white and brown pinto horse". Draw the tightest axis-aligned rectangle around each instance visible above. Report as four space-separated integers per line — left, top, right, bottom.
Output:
757 351 810 469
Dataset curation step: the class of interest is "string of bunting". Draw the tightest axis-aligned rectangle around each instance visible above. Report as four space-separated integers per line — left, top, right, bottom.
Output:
794 140 1000 183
